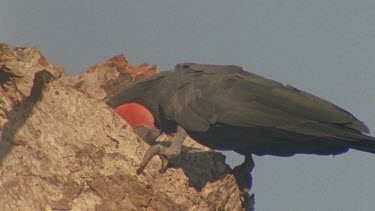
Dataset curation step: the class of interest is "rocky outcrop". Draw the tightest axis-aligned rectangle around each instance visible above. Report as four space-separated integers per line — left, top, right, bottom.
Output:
0 44 246 210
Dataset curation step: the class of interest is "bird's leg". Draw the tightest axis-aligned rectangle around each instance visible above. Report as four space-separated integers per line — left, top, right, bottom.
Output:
232 154 255 192
232 154 255 210
137 126 187 174
133 125 160 145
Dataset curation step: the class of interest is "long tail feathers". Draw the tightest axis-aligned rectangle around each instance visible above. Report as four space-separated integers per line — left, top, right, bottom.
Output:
348 134 375 154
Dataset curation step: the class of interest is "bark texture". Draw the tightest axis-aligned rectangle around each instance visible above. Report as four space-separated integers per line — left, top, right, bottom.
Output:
0 44 246 210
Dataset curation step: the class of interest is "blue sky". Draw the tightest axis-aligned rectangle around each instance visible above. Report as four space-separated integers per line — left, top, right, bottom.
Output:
1 1 375 210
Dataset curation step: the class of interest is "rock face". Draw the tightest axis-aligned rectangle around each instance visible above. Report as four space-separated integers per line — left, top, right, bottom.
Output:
0 44 245 210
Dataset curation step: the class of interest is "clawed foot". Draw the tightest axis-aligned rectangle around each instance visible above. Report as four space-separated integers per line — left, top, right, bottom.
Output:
232 154 255 210
157 156 168 173
136 126 187 174
241 192 255 211
136 145 176 174
232 154 255 193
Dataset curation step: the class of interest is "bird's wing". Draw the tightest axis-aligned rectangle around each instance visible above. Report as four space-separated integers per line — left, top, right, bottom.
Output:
159 63 369 136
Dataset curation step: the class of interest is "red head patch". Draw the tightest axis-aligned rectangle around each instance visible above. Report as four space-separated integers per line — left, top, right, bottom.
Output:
114 103 155 128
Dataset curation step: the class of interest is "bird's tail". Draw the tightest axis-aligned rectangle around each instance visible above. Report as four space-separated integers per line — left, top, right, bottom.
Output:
347 133 375 154
284 122 375 154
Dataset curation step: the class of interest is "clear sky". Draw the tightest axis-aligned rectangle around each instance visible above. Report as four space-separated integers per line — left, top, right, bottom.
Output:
1 1 375 210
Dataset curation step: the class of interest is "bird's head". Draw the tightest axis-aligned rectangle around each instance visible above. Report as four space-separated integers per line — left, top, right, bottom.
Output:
114 102 155 128
114 102 161 145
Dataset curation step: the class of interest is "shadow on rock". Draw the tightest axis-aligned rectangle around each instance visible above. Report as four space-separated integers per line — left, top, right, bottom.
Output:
0 70 54 165
170 150 231 191
153 140 232 191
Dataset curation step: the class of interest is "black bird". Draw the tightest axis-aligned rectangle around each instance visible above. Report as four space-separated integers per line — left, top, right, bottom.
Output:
107 63 375 191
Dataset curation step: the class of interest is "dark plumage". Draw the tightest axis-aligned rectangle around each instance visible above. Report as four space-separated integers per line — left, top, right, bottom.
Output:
108 63 375 198
108 63 375 157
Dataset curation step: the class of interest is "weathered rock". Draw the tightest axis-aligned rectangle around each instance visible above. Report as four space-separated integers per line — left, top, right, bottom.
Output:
0 44 245 210
70 54 158 101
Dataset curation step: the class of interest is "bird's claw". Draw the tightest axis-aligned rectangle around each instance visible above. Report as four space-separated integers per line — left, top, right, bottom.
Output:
241 192 255 211
232 154 255 193
136 144 163 174
232 164 252 193
232 155 255 210
136 166 145 175
159 156 169 173
137 156 169 174
136 126 187 174
136 145 175 174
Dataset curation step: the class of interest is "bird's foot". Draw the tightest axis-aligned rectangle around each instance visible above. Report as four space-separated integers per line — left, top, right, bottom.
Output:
241 192 255 211
136 126 187 174
232 154 255 192
232 155 255 193
232 154 255 210
159 155 169 173
136 144 179 174
133 125 160 145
